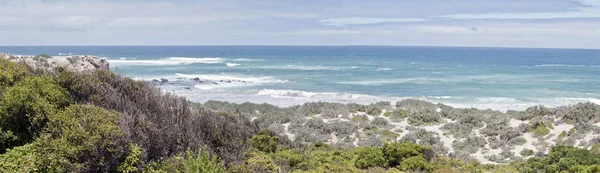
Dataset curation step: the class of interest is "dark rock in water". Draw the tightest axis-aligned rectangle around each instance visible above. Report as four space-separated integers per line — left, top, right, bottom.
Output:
184 87 191 89
152 79 160 82
160 78 168 83
192 77 200 82
225 80 232 83
219 80 224 82
198 81 205 83
212 82 219 85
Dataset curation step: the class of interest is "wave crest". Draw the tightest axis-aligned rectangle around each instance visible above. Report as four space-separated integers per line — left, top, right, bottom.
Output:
109 57 225 66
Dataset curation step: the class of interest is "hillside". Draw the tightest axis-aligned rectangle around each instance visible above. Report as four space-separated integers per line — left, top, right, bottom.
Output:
1 53 600 172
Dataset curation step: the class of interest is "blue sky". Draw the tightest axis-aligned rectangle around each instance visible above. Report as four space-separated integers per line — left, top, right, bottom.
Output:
0 0 599 48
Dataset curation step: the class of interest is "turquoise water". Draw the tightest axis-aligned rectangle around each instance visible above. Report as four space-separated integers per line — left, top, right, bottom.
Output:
2 46 599 111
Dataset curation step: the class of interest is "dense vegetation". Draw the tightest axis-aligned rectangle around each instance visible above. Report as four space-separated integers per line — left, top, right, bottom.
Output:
1 57 600 172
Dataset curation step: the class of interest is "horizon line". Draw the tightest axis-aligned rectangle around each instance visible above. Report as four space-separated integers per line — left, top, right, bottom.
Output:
0 45 598 51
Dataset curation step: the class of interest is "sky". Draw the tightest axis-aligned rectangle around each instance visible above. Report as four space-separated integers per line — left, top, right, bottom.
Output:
0 0 599 49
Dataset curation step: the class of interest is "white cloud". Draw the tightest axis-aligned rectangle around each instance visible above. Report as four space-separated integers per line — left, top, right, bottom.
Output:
0 0 598 48
440 0 600 19
320 17 428 27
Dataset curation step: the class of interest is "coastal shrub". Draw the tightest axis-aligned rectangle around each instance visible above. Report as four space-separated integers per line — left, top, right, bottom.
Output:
33 104 127 172
499 128 523 143
529 124 550 137
0 144 37 172
328 120 358 137
146 149 226 173
408 110 442 126
518 105 553 120
358 135 384 147
520 149 534 157
382 142 434 168
398 156 434 172
480 117 509 136
351 114 368 122
347 103 367 112
371 117 390 127
488 136 503 149
0 76 70 152
507 137 527 146
383 112 392 117
389 110 408 122
367 106 383 116
555 102 600 124
379 130 399 142
251 130 279 153
321 102 349 119
441 122 472 138
354 147 386 169
0 58 32 88
118 144 142 173
53 69 259 164
452 137 486 154
517 123 529 133
299 102 325 116
522 145 600 172
396 99 437 111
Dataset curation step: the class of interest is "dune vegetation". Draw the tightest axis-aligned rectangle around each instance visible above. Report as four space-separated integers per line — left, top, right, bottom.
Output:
1 57 600 172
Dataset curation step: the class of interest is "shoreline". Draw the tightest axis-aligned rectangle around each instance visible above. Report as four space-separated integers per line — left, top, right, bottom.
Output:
152 80 600 112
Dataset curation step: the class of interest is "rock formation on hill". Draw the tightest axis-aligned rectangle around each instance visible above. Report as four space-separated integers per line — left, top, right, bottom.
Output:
0 52 108 72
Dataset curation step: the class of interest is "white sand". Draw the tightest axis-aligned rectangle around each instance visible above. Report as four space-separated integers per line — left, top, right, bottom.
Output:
422 121 456 153
282 123 295 141
509 119 529 128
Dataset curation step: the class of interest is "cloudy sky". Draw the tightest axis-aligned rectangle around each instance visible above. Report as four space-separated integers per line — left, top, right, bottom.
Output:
1 0 599 49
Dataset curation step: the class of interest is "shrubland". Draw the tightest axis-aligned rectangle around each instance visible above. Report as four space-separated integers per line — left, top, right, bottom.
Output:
2 57 600 172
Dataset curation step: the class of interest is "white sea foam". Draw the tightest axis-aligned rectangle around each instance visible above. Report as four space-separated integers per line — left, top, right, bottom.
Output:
118 57 137 60
109 57 224 66
157 85 600 111
376 68 393 71
337 74 580 86
259 65 346 71
170 73 288 90
535 64 591 67
231 58 264 62
175 73 287 83
226 63 241 67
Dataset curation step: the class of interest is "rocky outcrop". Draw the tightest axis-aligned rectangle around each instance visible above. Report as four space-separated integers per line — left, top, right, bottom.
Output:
0 52 109 72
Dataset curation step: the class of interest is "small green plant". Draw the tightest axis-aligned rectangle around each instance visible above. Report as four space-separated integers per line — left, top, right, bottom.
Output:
383 112 392 117
520 149 534 157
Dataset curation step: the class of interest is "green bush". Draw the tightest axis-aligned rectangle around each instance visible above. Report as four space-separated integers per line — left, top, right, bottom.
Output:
591 143 600 154
354 147 386 169
251 130 279 153
0 58 31 88
399 156 434 172
118 144 142 173
146 149 226 173
382 142 433 168
0 76 70 152
529 124 550 137
521 145 600 172
34 104 127 172
0 144 37 172
383 112 392 117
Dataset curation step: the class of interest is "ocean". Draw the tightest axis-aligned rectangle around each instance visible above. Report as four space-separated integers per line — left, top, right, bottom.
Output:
2 46 599 111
